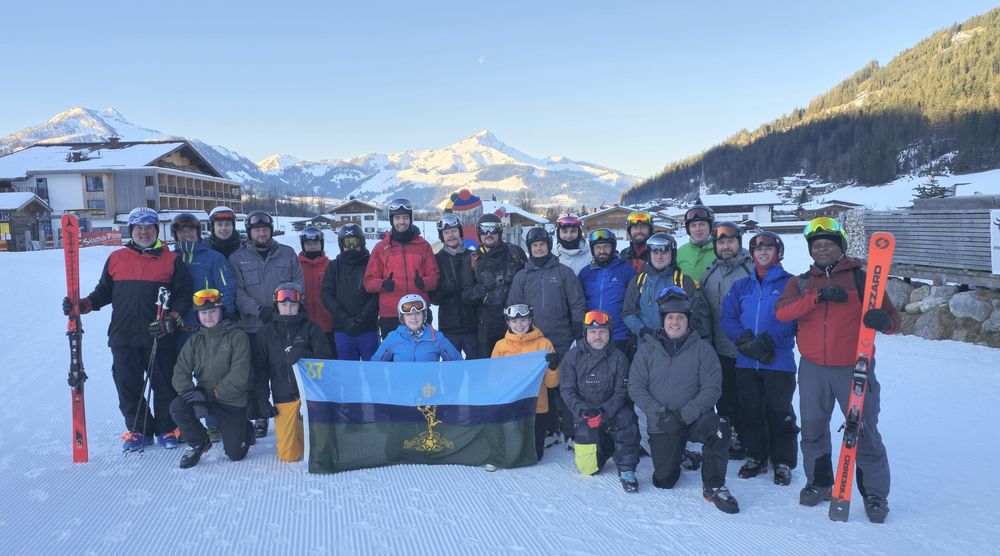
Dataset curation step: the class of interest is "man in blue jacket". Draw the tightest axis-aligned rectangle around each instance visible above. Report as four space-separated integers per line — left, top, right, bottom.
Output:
720 231 799 487
578 229 636 353
170 213 236 348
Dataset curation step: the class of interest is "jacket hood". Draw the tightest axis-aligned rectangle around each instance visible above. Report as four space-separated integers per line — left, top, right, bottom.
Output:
298 252 330 267
503 327 545 344
524 255 559 271
337 247 370 265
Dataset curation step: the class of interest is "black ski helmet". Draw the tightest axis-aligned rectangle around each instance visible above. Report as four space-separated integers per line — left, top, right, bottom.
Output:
437 213 463 241
245 210 274 234
273 281 304 306
170 212 201 240
299 226 324 252
749 231 785 261
588 228 617 257
524 226 552 251
684 205 715 234
657 286 692 316
337 223 364 252
476 213 503 241
387 198 413 221
711 221 742 257
646 232 678 261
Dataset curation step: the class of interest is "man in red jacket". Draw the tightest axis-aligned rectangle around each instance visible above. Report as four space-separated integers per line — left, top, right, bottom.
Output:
298 226 337 357
775 218 899 524
363 199 440 338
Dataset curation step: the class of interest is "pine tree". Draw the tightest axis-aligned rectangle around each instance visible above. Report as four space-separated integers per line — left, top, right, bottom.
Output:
913 172 949 199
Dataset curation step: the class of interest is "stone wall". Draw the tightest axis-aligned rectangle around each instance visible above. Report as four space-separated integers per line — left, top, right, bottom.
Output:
887 278 1000 347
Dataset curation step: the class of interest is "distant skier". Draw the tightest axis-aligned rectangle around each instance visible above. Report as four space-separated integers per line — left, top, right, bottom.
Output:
775 217 899 523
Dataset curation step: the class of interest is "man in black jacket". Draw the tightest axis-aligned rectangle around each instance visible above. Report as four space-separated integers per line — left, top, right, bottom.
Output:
430 214 480 358
464 214 527 357
321 224 380 360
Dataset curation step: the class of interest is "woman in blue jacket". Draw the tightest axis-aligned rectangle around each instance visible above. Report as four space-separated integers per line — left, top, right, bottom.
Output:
720 232 798 487
372 294 462 362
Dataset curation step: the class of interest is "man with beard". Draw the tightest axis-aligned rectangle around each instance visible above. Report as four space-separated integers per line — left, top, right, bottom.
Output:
552 214 590 275
430 214 480 359
620 211 654 273
577 229 637 353
321 224 380 360
464 213 527 357
677 205 717 286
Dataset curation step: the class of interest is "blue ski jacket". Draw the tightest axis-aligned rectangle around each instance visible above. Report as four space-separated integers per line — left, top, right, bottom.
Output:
720 265 797 372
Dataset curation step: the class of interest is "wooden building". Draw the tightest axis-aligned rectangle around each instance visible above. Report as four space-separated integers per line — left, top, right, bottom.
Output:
0 192 53 251
327 199 383 234
796 199 863 220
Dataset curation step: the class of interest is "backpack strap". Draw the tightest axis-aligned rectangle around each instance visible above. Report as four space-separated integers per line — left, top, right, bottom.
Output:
636 272 648 296
673 268 683 288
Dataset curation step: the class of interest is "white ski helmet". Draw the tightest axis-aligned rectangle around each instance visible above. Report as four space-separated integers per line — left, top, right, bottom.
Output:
397 293 427 323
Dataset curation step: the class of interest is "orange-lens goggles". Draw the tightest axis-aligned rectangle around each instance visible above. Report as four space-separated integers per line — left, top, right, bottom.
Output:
627 211 653 225
713 224 740 239
192 289 221 306
274 289 302 303
803 217 843 238
400 300 426 314
583 310 611 326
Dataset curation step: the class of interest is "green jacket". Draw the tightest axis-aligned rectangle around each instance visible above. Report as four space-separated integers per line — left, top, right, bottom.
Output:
172 321 251 407
676 240 716 286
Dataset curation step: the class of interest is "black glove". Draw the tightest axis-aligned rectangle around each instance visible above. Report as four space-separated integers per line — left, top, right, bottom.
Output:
148 312 182 337
545 351 563 370
863 308 893 332
817 284 848 303
382 272 395 292
657 409 687 436
345 319 365 336
639 327 653 339
580 408 601 418
258 306 275 323
257 396 279 418
414 271 425 290
192 402 210 420
738 333 776 364
62 296 93 316
182 388 208 405
736 329 753 347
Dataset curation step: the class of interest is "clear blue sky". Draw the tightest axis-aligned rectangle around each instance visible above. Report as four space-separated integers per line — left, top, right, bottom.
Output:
2 1 997 177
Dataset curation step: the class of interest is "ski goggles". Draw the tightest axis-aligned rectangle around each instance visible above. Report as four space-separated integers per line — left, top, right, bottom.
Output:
478 222 503 235
437 214 462 230
588 228 615 242
340 236 364 249
647 236 677 253
400 299 426 314
210 208 236 221
503 304 532 319
247 212 273 227
749 236 779 250
300 228 322 241
556 215 581 228
626 211 653 225
128 208 158 227
803 217 843 238
274 289 302 303
583 310 612 327
388 198 413 212
192 288 221 306
656 285 689 303
684 207 712 221
712 223 740 239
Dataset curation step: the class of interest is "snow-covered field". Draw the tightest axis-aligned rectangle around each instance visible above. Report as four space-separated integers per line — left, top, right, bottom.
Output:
1 230 997 555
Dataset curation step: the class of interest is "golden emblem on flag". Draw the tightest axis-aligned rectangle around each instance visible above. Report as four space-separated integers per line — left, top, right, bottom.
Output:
404 383 453 452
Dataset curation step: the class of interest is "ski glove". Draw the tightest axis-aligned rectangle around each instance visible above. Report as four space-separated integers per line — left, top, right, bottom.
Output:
545 351 563 370
863 308 893 332
148 311 182 337
738 333 776 364
413 271 425 291
639 327 654 340
258 306 275 324
817 284 848 303
382 272 395 293
257 396 279 418
657 409 687 437
581 408 603 428
181 387 214 405
62 296 93 316
735 329 754 346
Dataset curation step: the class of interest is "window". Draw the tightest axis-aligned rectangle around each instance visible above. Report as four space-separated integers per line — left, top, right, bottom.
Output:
35 178 49 201
365 227 375 233
364 214 375 220
598 219 609 225
87 200 106 211
144 176 154 187
86 175 104 192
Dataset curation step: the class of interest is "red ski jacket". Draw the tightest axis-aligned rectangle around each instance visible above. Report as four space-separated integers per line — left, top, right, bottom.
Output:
298 253 334 333
363 233 440 317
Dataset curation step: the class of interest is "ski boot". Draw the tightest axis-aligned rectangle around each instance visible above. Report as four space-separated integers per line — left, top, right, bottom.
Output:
564 437 575 451
738 457 767 479
799 484 832 506
483 464 498 472
253 418 269 438
863 495 889 524
619 470 639 493
180 439 212 469
121 432 153 452
207 426 222 443
703 486 740 514
157 428 181 449
773 463 792 486
681 449 702 471
728 432 746 460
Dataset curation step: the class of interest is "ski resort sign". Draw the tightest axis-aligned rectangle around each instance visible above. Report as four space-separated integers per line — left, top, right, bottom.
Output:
992 210 1000 274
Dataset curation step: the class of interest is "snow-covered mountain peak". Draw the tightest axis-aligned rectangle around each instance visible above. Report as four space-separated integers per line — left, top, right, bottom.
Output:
258 153 301 173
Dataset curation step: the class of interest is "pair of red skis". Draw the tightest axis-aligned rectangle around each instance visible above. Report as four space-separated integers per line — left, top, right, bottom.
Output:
62 214 89 463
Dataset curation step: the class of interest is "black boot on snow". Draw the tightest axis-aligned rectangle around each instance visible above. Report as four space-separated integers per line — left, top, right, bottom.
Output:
738 458 767 479
863 495 889 524
773 463 792 486
180 440 212 469
681 449 702 471
799 484 832 506
728 433 746 460
619 470 639 494
703 486 740 514
254 419 268 438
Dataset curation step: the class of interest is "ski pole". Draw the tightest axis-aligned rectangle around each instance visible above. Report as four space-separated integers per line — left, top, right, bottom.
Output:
127 287 171 455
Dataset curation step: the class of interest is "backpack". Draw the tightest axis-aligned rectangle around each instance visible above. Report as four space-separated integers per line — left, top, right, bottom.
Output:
636 267 685 296
797 267 866 301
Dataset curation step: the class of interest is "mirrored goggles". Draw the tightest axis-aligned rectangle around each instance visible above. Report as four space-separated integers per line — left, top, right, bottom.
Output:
400 299 426 314
248 213 273 226
274 289 302 303
300 229 323 241
803 217 843 238
437 214 462 230
627 211 653 225
192 288 221 306
712 223 740 239
503 304 532 319
656 285 689 303
210 209 235 221
583 310 611 327
388 198 413 211
341 236 364 249
685 207 712 221
588 228 615 242
556 215 581 228
478 222 503 235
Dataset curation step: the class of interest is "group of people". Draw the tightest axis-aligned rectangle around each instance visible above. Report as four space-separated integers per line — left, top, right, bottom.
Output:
62 198 899 521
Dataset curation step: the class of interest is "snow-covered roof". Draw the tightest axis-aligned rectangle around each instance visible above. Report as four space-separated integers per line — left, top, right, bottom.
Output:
481 200 547 224
797 199 863 211
0 142 187 180
329 199 382 213
700 192 783 207
0 191 51 211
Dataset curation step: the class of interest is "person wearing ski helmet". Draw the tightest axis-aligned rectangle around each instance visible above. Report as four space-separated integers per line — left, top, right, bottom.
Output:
229 209 304 438
429 213 480 358
253 282 332 462
62 206 194 452
491 303 560 461
170 288 254 468
698 221 753 461
321 223 380 360
553 214 590 275
207 206 243 259
628 286 740 514
620 211 655 273
720 230 798 486
297 226 337 357
171 212 235 350
468 212 527 357
578 229 637 353
677 205 717 285
559 310 641 492
371 294 461 362
509 226 586 449
775 217 899 522
363 198 440 339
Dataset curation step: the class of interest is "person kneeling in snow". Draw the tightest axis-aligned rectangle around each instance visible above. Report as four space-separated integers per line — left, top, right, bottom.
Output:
628 286 740 514
170 288 254 469
371 294 461 363
559 310 640 493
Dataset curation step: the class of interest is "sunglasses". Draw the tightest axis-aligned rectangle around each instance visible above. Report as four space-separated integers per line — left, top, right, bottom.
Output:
627 212 653 225
803 217 843 238
588 229 615 242
248 213 273 226
713 223 740 239
656 285 688 303
583 310 611 327
478 222 503 235
503 304 532 319
556 215 581 228
192 288 221 306
685 207 712 221
341 236 363 249
274 289 302 303
388 199 413 211
400 299 426 314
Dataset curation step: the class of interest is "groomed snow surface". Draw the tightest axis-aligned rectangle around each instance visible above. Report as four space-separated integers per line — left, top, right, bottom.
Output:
1 230 997 555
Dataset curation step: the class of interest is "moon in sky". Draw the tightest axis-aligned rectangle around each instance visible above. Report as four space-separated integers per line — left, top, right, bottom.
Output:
478 55 486 64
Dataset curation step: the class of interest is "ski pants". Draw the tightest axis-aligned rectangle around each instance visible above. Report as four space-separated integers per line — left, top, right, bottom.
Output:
799 358 890 498
442 330 480 360
324 331 339 360
572 406 640 474
169 397 252 461
737 367 799 467
274 399 304 462
649 411 730 490
334 331 380 361
717 354 743 441
111 341 178 437
478 312 508 359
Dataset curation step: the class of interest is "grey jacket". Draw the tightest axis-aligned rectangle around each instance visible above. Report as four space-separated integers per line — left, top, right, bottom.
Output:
628 330 721 433
553 240 591 276
172 321 251 408
620 261 712 344
559 341 631 420
699 250 752 357
507 255 586 353
229 240 304 333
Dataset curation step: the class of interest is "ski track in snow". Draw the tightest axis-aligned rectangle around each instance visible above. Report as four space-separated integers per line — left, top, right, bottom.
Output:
0 236 996 555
